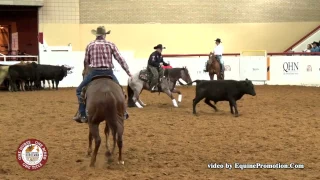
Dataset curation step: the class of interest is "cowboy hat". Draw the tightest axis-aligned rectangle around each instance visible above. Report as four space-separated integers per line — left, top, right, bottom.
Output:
91 26 111 36
215 38 221 43
154 44 166 49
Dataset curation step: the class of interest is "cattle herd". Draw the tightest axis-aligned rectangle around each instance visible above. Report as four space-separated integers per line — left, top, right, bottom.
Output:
0 61 71 91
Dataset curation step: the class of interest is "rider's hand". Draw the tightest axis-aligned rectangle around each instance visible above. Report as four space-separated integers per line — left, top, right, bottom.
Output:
128 73 133 78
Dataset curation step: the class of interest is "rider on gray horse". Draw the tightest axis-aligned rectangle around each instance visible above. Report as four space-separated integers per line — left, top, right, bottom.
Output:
147 44 169 91
73 26 133 123
204 38 224 76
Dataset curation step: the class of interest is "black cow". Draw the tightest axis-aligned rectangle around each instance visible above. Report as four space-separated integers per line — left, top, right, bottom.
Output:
37 65 70 90
8 62 40 91
189 78 256 117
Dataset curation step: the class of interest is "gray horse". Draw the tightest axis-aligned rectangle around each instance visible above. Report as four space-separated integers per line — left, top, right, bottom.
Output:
127 67 192 108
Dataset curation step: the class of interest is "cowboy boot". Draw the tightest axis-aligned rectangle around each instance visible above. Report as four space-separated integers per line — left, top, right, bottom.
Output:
73 110 80 121
74 91 88 124
73 103 88 123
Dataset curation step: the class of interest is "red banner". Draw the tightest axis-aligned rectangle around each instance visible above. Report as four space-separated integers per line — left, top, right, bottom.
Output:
38 32 43 44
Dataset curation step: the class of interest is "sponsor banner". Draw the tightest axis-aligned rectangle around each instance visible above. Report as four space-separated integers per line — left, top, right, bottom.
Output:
269 56 301 85
239 56 267 81
298 57 320 86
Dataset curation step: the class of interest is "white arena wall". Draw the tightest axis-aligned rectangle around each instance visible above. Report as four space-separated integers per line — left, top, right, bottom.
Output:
1 51 320 87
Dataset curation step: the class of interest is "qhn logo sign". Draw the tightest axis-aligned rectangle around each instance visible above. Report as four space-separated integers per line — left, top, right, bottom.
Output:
283 62 299 75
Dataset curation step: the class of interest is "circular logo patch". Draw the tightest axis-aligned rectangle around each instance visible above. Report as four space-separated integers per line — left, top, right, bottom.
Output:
224 65 231 71
16 139 48 171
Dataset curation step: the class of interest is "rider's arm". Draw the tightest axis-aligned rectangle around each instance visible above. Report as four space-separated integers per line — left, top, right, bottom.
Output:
111 44 131 76
84 45 90 67
160 56 169 66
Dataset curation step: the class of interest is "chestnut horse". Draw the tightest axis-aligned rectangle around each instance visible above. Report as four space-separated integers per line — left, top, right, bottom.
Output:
81 64 126 167
207 52 224 80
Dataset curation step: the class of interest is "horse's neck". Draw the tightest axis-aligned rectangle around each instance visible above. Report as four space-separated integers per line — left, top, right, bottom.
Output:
167 69 181 80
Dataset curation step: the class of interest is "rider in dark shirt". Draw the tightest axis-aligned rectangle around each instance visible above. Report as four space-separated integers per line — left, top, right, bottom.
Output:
147 44 169 91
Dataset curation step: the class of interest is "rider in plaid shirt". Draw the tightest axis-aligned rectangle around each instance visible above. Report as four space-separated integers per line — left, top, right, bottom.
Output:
73 26 132 123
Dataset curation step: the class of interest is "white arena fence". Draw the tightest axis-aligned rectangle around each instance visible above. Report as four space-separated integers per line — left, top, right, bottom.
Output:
0 51 319 87
0 53 38 63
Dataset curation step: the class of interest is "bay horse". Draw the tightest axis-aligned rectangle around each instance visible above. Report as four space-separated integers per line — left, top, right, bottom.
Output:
127 67 192 108
81 64 126 167
207 52 224 80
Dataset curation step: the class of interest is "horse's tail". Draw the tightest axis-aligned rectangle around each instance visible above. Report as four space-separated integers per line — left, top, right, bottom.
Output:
183 80 202 86
127 79 135 107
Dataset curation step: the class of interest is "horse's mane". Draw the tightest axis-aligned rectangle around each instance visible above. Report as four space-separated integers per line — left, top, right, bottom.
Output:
209 52 218 62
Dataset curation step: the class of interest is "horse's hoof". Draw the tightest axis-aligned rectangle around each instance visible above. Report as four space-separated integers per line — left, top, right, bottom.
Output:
234 114 239 117
135 102 143 108
178 95 182 103
118 161 124 165
89 164 95 167
172 99 178 107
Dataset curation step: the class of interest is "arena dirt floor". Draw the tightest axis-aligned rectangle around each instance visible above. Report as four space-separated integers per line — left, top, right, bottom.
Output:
0 85 319 180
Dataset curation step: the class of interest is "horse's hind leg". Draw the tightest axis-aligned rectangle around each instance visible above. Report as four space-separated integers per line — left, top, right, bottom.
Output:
163 89 178 107
104 122 112 163
137 89 147 106
89 123 101 167
87 131 93 157
116 120 124 165
133 86 144 108
111 126 117 155
172 88 182 103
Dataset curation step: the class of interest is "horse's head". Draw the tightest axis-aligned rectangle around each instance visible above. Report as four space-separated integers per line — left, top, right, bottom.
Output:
208 52 217 62
178 66 192 85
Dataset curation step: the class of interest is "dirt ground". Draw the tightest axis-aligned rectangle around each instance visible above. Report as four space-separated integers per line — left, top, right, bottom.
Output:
0 85 319 180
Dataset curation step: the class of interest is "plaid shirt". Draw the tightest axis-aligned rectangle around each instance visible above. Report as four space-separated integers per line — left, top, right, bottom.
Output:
84 36 130 75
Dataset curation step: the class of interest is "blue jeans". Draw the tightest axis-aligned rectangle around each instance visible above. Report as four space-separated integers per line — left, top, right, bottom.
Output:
216 55 224 72
76 69 119 116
